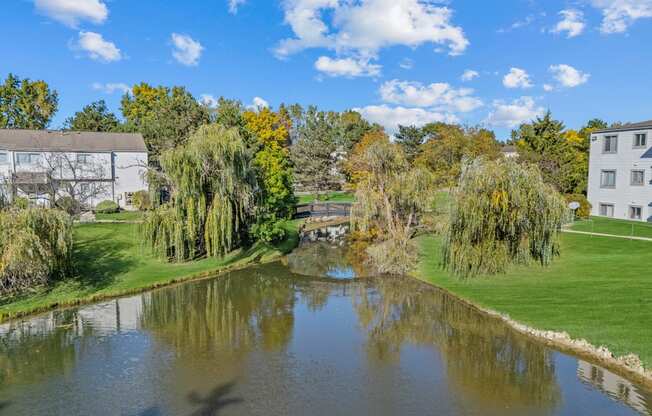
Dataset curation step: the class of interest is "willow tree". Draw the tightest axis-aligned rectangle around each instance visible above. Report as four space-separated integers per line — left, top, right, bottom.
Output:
143 124 256 262
443 158 569 278
351 138 435 274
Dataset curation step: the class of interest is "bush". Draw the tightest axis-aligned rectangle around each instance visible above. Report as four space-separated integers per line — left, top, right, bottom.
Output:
95 200 119 214
13 196 29 210
0 208 73 295
56 196 81 215
251 217 287 244
132 190 151 211
564 194 591 219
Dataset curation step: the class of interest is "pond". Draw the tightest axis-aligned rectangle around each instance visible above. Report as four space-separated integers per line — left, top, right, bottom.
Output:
1 242 651 415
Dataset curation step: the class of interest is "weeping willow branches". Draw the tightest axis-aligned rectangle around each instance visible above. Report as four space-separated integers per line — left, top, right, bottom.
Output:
351 138 435 274
443 158 570 278
0 208 73 295
143 124 257 262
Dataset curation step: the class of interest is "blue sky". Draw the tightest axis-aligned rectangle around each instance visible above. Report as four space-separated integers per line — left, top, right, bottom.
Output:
2 0 652 139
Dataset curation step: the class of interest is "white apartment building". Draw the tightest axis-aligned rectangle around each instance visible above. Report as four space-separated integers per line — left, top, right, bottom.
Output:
0 129 148 210
587 120 652 222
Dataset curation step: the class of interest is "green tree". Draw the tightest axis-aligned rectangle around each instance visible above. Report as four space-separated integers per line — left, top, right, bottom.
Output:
120 83 210 166
64 100 119 132
291 106 339 195
143 124 257 262
395 124 426 163
0 73 58 129
443 158 568 277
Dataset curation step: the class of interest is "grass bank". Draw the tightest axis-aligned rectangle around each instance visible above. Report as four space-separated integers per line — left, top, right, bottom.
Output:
297 192 355 204
0 220 301 322
570 216 652 239
416 232 652 368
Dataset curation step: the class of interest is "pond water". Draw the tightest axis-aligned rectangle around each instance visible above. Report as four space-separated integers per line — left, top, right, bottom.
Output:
1 242 651 416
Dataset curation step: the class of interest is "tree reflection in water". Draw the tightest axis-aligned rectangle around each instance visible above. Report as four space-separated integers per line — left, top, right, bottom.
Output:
353 277 561 412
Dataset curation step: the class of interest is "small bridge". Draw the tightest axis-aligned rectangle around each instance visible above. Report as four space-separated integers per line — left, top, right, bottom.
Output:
294 202 352 219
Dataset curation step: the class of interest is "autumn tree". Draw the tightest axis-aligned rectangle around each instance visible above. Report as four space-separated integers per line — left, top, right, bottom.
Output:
343 129 389 188
64 100 119 132
0 73 58 129
244 107 296 241
351 139 435 274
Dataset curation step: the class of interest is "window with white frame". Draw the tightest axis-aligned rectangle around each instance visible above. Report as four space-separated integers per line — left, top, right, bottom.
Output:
629 206 642 220
76 153 91 164
599 203 615 217
15 153 42 165
600 170 616 188
631 170 645 186
603 135 618 153
0 152 7 164
634 133 647 148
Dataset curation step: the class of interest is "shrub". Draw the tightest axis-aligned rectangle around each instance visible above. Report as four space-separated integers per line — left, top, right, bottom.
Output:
56 196 81 215
95 200 119 214
132 190 151 211
0 208 73 295
13 196 29 210
251 216 287 244
564 194 591 219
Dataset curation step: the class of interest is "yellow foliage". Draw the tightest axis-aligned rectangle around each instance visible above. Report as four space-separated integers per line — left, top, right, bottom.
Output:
344 129 390 188
243 108 290 149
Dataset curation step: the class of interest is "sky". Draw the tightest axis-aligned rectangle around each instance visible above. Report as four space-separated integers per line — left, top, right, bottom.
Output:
2 0 652 140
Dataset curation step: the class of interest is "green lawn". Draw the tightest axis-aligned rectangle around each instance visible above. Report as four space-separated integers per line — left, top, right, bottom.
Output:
416 232 652 367
0 220 300 322
570 216 652 239
297 192 355 204
95 210 146 221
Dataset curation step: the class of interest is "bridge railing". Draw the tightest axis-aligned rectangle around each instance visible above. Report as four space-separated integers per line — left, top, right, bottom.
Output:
294 202 352 219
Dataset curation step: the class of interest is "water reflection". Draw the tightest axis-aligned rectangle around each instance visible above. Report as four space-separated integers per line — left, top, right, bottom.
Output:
0 249 651 415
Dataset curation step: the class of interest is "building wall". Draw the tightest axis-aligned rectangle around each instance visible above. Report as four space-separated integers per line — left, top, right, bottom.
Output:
0 149 148 209
587 128 652 221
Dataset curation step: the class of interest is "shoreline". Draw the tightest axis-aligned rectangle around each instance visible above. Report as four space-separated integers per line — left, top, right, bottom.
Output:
414 273 652 389
0 249 288 324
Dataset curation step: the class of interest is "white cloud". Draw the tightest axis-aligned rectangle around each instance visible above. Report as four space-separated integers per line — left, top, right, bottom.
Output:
247 96 270 110
200 94 219 108
503 67 533 89
274 0 469 59
549 64 590 87
591 0 652 33
379 79 482 113
92 82 130 95
551 9 586 37
35 0 108 27
314 56 381 77
171 33 204 66
399 58 414 70
461 69 479 82
543 84 554 92
75 31 122 62
485 97 544 128
354 104 458 135
228 0 246 14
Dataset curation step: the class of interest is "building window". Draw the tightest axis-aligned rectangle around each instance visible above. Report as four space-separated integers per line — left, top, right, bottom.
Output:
76 153 91 164
125 192 134 206
631 170 645 186
599 203 615 217
634 133 647 148
0 152 7 165
629 206 642 220
600 170 616 188
603 135 618 153
16 153 42 165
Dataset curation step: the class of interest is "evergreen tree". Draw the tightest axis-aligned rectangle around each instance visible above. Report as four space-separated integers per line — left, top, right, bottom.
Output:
395 124 426 162
64 100 119 132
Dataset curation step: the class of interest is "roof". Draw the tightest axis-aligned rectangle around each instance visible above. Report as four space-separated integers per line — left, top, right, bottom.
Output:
0 129 148 153
593 120 652 134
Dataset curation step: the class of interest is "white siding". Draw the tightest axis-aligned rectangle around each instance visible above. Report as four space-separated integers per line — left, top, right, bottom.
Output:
587 129 652 221
114 152 148 209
